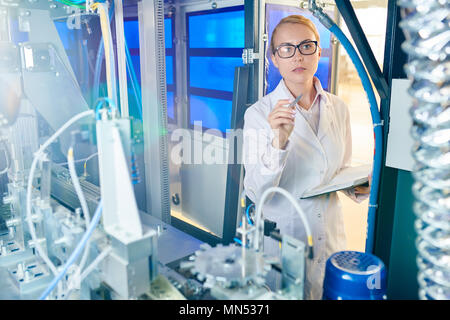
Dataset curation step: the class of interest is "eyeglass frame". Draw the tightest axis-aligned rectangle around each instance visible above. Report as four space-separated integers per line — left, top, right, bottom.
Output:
273 40 319 58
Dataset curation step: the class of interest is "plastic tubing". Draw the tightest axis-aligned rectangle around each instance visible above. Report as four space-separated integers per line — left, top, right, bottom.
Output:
67 147 91 272
245 204 254 226
92 2 114 106
254 187 314 258
96 3 118 108
39 200 103 300
92 38 104 106
26 110 95 298
125 41 143 118
328 23 383 254
26 110 95 273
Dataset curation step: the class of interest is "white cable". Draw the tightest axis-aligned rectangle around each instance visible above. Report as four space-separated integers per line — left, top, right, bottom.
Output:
63 245 112 300
67 147 91 272
55 152 98 166
83 152 99 164
26 110 95 283
253 187 314 252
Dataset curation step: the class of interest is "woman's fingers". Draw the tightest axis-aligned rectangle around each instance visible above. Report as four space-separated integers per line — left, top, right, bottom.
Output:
269 105 296 124
270 118 295 127
269 110 295 122
274 99 292 108
354 186 370 194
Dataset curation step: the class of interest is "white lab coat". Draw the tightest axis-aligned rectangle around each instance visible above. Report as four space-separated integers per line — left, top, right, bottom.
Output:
243 78 367 300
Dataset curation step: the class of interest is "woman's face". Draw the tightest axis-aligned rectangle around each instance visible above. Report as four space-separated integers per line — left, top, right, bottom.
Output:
271 23 321 88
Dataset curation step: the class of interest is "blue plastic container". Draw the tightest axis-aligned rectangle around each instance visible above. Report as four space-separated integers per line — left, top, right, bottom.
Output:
323 251 387 300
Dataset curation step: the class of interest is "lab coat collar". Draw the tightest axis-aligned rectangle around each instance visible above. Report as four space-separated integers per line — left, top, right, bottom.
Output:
278 77 330 107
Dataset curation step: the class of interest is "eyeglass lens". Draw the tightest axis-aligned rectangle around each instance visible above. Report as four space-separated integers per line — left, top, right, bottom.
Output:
277 41 317 58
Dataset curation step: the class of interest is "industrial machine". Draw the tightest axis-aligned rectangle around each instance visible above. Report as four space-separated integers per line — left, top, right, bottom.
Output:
0 0 312 300
0 0 446 301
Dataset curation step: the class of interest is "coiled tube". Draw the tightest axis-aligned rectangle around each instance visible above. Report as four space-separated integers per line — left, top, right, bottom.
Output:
398 0 450 300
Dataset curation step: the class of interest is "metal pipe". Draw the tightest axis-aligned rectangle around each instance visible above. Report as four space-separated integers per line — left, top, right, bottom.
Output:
398 0 450 300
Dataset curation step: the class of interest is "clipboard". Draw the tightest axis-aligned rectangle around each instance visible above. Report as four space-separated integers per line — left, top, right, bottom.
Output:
300 164 372 199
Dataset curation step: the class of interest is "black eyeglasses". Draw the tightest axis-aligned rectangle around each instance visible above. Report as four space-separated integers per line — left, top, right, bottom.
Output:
274 40 318 58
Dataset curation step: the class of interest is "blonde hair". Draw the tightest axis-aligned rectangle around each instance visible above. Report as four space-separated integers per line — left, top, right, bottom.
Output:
270 15 320 54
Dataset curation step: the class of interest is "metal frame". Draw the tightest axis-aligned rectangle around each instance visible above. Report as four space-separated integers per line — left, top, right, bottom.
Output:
138 0 171 223
170 0 246 246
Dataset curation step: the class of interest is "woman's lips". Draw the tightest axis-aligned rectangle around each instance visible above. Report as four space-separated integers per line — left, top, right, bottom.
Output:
292 67 306 72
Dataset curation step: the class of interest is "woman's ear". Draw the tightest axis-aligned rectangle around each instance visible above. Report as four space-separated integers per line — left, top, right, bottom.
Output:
271 53 279 69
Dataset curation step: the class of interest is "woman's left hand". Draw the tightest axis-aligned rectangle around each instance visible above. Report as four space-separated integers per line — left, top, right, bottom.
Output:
354 173 372 196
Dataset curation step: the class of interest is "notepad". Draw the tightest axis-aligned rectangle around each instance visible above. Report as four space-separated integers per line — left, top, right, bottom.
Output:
300 164 372 199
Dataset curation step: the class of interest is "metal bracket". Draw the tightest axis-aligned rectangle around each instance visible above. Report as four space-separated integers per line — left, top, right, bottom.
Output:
242 48 260 65
281 234 305 300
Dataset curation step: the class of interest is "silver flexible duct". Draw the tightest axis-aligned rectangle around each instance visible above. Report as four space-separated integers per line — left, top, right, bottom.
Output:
398 0 450 300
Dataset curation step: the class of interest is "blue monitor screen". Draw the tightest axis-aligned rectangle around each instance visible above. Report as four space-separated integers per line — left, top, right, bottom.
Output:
189 56 243 92
188 10 244 48
189 95 232 133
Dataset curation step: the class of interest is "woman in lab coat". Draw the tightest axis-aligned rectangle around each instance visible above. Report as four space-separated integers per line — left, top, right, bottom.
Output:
242 15 370 300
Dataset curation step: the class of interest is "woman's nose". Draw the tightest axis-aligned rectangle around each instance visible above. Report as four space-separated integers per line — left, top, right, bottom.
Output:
293 48 304 61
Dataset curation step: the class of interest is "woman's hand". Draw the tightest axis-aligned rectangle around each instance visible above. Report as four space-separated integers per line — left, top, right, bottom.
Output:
354 173 372 196
268 99 296 150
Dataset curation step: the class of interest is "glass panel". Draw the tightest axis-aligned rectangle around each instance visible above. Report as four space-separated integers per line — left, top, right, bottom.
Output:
54 21 72 50
188 9 244 48
189 95 232 133
189 56 242 92
166 56 173 85
130 55 141 84
316 57 330 91
167 91 174 119
124 20 140 50
165 18 172 49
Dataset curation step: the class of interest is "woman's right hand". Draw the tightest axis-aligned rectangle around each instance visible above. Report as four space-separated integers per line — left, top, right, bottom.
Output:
268 99 296 150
